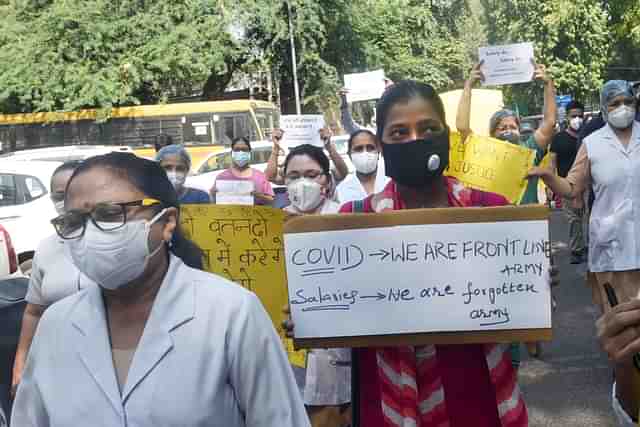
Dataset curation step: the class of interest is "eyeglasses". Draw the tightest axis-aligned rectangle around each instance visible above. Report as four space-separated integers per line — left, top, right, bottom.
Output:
608 98 636 109
51 199 161 240
284 170 325 183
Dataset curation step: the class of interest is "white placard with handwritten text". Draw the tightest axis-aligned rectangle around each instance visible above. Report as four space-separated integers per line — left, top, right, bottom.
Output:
479 42 535 86
280 115 326 148
285 220 551 339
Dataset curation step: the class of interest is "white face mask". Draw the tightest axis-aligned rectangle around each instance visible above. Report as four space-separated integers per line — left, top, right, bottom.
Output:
351 151 379 175
54 200 65 216
287 178 324 212
608 106 636 130
67 209 168 290
569 117 583 131
166 171 186 190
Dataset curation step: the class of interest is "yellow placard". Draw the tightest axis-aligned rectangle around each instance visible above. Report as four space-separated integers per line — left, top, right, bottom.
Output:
180 205 306 367
446 132 537 204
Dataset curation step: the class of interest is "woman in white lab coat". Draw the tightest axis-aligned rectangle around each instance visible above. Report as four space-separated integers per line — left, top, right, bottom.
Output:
11 152 308 427
529 80 640 423
11 161 92 395
336 130 388 204
282 144 351 427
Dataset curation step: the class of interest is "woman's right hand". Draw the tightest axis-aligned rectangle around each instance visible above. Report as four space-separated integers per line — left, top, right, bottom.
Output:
271 128 284 150
465 61 485 88
281 304 295 339
11 361 23 398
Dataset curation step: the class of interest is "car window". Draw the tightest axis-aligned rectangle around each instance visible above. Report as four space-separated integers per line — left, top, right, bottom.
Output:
251 147 272 164
23 176 47 201
199 152 232 174
0 174 17 206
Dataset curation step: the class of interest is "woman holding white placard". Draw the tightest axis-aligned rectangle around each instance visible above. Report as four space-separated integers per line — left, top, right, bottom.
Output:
285 80 541 427
456 61 557 205
212 137 274 206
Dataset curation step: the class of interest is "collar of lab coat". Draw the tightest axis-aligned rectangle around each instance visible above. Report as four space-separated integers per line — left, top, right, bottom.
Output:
70 255 195 412
339 160 388 198
601 120 640 156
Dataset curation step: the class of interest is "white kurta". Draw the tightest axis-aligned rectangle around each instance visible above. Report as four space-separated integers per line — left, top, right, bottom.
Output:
25 234 94 306
12 256 309 427
336 160 389 204
285 200 352 405
584 121 640 272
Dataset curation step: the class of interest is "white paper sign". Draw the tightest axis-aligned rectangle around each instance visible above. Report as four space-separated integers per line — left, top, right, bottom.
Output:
479 43 535 86
215 180 255 205
281 115 326 148
343 69 387 103
285 220 551 339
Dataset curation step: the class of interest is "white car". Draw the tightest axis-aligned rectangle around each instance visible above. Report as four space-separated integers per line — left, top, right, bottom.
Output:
0 161 61 272
0 224 18 279
0 145 133 163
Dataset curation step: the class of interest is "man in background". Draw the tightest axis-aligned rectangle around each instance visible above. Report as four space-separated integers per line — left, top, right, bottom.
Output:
550 100 587 264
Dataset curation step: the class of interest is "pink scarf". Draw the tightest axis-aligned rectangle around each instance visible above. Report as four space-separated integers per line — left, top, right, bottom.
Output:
366 178 527 427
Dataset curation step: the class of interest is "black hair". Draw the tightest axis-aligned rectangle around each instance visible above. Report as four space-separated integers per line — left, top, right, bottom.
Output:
566 100 585 113
51 160 83 188
67 152 204 270
376 80 446 139
154 134 173 152
283 144 330 177
347 129 379 154
231 136 252 151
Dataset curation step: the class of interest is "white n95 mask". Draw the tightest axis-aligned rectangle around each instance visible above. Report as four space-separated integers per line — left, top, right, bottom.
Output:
569 117 583 131
608 106 636 130
288 178 324 212
67 209 167 290
166 171 186 190
351 152 379 175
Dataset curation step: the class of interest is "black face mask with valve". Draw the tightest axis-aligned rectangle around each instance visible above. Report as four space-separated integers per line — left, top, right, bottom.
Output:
382 128 450 188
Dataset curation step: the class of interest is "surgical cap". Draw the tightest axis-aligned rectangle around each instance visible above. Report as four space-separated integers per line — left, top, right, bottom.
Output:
600 80 635 119
489 109 520 136
155 144 192 170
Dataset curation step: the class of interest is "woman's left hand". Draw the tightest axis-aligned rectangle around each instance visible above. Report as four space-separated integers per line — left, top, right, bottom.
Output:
532 61 552 83
319 127 333 146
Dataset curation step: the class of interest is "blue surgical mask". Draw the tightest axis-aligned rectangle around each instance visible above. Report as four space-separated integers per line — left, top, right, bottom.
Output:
232 151 251 168
496 131 521 145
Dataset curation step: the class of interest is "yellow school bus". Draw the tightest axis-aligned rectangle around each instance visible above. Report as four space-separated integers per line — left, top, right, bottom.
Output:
0 100 279 170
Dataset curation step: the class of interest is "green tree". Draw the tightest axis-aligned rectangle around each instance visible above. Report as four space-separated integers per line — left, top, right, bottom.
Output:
0 0 347 115
0 0 243 113
604 0 640 81
349 0 472 91
481 0 610 112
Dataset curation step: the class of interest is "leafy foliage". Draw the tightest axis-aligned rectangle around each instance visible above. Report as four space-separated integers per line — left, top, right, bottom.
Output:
0 0 239 113
481 0 610 112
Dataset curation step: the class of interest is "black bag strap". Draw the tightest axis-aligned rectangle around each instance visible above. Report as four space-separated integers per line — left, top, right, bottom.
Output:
351 348 360 427
349 198 366 426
